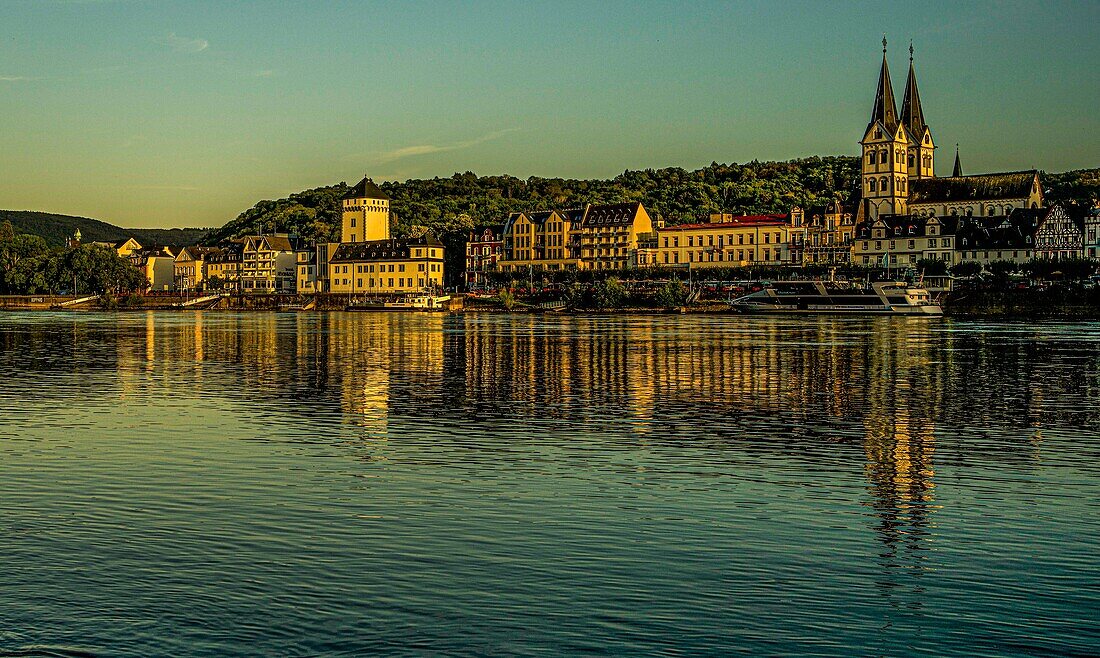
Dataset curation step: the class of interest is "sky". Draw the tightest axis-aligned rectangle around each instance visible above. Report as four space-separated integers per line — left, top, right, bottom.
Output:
1 0 1097 229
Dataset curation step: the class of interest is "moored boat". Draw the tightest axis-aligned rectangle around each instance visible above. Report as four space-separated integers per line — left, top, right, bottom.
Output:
346 293 453 312
730 281 942 315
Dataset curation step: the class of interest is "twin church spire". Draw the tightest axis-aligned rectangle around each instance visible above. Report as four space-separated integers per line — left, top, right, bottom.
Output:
860 37 937 219
869 38 928 141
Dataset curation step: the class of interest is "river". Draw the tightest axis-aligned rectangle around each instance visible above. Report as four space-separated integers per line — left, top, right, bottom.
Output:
0 312 1097 656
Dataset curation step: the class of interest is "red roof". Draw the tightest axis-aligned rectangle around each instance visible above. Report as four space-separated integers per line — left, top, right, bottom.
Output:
666 214 789 231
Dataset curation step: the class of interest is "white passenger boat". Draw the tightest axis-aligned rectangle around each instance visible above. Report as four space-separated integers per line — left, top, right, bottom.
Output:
730 281 942 315
347 294 453 312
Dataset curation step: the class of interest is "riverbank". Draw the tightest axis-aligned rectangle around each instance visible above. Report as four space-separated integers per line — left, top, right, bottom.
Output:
3 288 1098 318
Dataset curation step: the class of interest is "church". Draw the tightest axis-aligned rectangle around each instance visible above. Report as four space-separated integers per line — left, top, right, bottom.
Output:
857 38 1043 222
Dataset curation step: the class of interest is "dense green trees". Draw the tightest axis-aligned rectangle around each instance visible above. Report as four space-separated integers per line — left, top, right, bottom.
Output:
0 222 146 295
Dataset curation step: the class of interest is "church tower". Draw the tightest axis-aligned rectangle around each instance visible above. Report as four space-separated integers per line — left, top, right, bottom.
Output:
860 38 909 219
900 44 935 180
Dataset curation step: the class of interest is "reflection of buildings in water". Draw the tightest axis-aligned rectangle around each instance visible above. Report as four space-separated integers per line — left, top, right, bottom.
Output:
861 319 945 609
460 315 890 428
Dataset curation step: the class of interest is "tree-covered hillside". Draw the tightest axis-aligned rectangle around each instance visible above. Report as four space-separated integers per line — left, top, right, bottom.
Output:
0 210 208 249
205 157 864 248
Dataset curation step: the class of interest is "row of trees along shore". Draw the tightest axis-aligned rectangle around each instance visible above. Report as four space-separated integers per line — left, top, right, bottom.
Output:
0 221 146 297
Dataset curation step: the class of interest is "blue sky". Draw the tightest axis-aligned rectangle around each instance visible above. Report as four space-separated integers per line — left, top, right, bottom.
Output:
1 0 1097 228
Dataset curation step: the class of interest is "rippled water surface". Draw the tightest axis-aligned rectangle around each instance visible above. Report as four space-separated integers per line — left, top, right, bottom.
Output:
1 311 1098 657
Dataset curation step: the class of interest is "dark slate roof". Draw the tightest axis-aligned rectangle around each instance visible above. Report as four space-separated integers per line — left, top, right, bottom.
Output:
207 243 243 262
908 171 1038 204
858 214 960 238
868 49 900 134
579 202 645 227
900 56 928 141
954 208 1046 250
342 177 390 201
330 235 442 263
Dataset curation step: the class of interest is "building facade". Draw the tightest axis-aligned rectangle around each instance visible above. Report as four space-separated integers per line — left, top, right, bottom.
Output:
788 203 855 265
328 235 445 294
1085 207 1100 260
496 202 654 273
205 243 243 292
1034 204 1084 260
174 246 221 292
465 226 504 288
240 234 297 292
638 214 790 268
129 246 177 292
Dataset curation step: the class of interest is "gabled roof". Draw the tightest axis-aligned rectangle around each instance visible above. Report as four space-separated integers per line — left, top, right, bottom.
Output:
955 208 1046 250
665 214 789 231
908 171 1039 204
342 177 390 201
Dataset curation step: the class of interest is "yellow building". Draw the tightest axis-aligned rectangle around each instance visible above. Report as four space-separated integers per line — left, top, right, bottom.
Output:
174 246 221 292
637 214 790 268
497 202 654 272
91 238 142 257
328 234 445 294
342 177 391 243
204 242 243 292
498 209 583 272
129 246 176 291
240 234 297 292
788 204 856 265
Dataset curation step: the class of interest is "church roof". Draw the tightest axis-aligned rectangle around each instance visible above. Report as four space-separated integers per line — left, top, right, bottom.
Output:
908 171 1038 204
868 45 900 134
900 52 928 140
952 147 963 177
342 177 390 201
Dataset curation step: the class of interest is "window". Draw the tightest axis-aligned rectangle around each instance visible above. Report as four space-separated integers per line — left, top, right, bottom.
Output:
907 154 914 168
869 179 877 192
868 151 876 164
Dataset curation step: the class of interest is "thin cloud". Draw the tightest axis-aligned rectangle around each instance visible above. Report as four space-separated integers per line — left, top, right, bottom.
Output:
0 76 33 82
255 69 276 78
161 32 209 54
374 128 521 164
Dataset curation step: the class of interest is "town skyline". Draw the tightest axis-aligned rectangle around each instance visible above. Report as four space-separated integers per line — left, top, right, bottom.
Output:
1 0 1098 229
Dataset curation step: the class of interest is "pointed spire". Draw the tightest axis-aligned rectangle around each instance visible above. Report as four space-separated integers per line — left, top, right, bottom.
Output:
900 43 928 139
869 37 899 134
953 144 963 177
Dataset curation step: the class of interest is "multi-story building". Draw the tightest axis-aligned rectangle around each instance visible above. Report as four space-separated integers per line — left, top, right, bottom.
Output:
129 246 177 292
327 176 446 294
575 202 654 270
239 234 297 292
465 226 504 288
853 215 956 268
1034 204 1085 260
205 242 243 292
788 203 855 265
173 246 221 292
296 249 318 294
638 214 790 268
953 209 1044 267
328 235 445 294
1085 206 1100 260
496 202 653 273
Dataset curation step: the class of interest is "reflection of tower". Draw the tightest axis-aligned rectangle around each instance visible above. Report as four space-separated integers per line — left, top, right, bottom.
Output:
861 319 944 608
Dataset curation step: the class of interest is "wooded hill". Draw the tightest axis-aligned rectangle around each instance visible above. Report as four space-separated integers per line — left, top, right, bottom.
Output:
204 158 1098 284
0 210 208 249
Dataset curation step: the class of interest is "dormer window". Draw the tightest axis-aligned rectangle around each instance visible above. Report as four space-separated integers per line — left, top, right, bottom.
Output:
894 226 902 235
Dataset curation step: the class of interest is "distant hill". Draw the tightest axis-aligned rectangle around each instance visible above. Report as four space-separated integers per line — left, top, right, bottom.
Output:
0 210 209 249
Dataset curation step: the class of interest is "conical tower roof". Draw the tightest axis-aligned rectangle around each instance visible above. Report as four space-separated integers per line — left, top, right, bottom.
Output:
952 145 963 177
868 37 899 134
900 44 928 139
